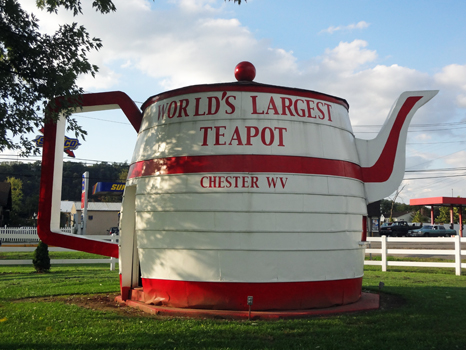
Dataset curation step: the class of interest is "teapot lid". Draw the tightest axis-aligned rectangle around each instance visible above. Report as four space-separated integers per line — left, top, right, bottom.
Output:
141 62 349 111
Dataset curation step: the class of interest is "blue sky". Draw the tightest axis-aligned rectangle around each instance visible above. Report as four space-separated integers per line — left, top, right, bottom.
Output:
7 0 466 203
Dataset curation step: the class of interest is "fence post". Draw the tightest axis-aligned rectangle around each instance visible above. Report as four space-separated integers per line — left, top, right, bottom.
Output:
381 235 387 272
109 234 116 271
455 235 461 276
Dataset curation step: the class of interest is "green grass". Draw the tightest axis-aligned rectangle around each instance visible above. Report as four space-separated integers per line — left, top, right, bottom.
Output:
0 262 465 349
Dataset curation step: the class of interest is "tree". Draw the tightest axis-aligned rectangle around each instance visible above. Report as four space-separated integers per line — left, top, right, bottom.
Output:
6 176 22 225
0 0 106 155
387 185 405 222
435 206 465 224
1 0 242 156
411 210 429 223
32 240 51 273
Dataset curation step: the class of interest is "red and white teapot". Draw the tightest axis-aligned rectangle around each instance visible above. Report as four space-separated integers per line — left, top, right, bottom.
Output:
38 62 437 311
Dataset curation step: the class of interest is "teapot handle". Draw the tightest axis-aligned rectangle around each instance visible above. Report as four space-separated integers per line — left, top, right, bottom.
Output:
37 92 142 258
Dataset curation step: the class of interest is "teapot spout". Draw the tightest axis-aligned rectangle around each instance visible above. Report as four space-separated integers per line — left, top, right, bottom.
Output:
356 90 438 203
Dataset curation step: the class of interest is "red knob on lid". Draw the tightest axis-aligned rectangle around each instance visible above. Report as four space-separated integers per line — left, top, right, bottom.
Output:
234 61 256 81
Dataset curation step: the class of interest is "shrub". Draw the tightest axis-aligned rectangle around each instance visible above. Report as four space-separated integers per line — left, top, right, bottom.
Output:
33 241 51 273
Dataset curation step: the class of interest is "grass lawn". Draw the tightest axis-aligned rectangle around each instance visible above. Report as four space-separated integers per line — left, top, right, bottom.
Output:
0 257 465 350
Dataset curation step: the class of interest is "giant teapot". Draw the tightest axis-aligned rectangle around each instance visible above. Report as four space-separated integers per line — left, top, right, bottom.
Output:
38 62 437 311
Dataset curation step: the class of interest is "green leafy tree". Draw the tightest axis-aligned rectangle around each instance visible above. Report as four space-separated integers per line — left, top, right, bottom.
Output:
1 0 242 156
435 206 465 224
411 210 429 223
0 0 107 155
6 176 22 225
32 240 51 273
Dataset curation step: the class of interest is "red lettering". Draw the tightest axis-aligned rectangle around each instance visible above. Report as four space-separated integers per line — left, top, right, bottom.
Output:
157 103 168 120
229 126 244 146
167 101 177 118
200 176 208 188
266 177 278 188
200 175 260 189
245 126 259 146
279 177 288 188
209 176 216 188
214 126 226 145
274 127 287 147
306 100 316 119
218 176 225 188
194 97 206 116
207 96 220 115
266 177 288 188
280 97 295 116
200 126 212 146
200 125 286 147
316 101 325 120
251 96 264 114
325 103 333 122
294 99 306 117
225 95 236 115
266 97 279 115
261 127 274 146
178 99 189 118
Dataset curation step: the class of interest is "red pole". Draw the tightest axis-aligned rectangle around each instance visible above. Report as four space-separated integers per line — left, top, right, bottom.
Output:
450 204 454 226
431 206 435 224
460 206 463 237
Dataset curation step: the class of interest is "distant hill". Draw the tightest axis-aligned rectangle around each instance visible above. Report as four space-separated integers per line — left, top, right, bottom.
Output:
0 161 128 225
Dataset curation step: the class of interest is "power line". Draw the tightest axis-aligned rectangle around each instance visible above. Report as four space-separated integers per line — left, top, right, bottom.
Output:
355 120 466 128
74 114 132 125
0 154 128 165
404 174 466 180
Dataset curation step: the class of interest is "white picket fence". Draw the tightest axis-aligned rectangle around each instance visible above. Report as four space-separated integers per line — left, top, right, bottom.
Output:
365 235 466 276
0 227 118 271
0 226 72 242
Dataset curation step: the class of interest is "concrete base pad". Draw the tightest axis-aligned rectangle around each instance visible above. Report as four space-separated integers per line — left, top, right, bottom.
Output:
115 291 379 320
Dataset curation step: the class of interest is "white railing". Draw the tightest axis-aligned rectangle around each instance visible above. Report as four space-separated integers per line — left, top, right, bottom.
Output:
365 235 466 276
0 229 118 271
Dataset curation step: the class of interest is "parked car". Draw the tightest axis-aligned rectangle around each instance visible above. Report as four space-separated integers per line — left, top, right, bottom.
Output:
107 227 119 235
379 221 422 237
407 225 456 237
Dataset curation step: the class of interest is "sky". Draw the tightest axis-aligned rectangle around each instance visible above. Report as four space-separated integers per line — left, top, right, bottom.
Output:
6 0 466 204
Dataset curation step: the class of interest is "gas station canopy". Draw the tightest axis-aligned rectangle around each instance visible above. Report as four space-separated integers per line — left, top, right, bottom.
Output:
410 197 466 207
409 197 465 237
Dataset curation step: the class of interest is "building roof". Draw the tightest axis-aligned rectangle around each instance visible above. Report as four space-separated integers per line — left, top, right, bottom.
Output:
72 202 121 212
410 197 466 207
61 201 76 213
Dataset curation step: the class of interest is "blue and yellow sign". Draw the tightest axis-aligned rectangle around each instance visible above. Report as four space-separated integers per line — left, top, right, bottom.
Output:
33 129 81 158
92 182 126 196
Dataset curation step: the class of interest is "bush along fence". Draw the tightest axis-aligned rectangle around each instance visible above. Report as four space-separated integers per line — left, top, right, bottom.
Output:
0 227 118 271
365 235 466 276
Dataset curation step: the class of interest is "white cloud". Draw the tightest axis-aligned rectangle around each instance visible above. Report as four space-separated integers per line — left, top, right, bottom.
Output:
12 0 466 201
23 0 463 132
319 21 370 35
444 150 466 167
434 64 466 107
